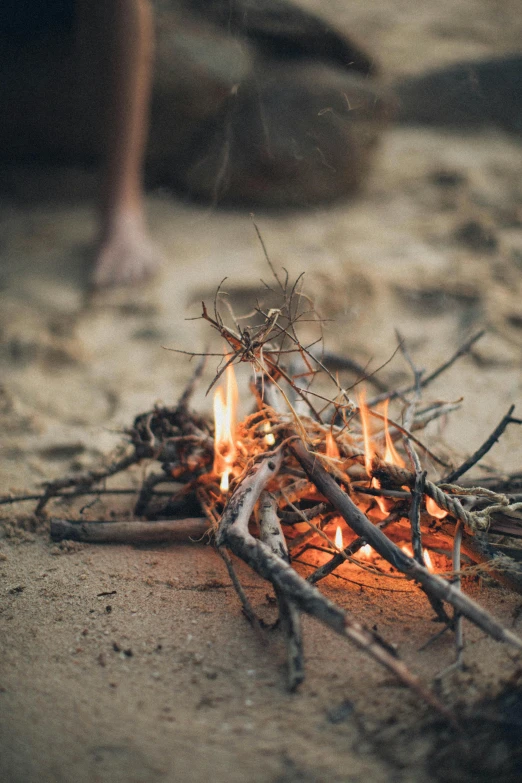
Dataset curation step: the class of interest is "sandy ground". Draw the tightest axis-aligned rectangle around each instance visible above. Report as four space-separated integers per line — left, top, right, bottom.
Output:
1 2 522 782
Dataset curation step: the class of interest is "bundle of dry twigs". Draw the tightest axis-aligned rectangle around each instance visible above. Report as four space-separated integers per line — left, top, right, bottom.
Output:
3 266 522 723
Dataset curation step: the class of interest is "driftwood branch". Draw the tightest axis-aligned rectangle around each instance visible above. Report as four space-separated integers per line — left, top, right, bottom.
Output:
259 492 304 691
50 517 209 543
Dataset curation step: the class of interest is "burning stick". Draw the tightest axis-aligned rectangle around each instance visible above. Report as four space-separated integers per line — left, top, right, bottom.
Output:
216 451 452 716
290 439 522 650
5 266 522 716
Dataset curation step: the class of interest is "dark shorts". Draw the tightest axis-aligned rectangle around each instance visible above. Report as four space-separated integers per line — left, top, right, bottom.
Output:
0 1 74 36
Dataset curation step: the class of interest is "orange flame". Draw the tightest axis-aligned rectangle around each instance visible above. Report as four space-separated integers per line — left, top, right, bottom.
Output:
382 400 405 468
326 432 340 460
263 420 275 446
213 361 238 492
358 391 391 514
335 525 343 550
426 496 448 519
401 543 434 571
358 389 375 477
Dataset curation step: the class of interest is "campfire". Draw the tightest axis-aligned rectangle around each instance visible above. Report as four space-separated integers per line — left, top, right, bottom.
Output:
6 269 522 722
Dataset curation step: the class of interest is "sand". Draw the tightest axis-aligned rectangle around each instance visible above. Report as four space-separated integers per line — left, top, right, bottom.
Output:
1 1 522 781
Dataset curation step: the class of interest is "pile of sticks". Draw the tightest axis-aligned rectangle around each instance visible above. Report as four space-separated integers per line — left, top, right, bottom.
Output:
3 272 522 721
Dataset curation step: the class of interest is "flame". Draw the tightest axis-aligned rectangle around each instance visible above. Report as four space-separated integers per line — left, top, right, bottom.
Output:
358 391 390 514
263 420 276 446
326 431 340 460
359 544 373 558
358 390 375 477
335 525 343 550
401 543 434 571
426 496 448 519
382 400 405 468
213 361 238 492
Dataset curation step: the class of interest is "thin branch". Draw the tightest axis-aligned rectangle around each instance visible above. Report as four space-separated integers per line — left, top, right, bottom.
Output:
368 330 486 406
442 405 520 484
259 492 304 691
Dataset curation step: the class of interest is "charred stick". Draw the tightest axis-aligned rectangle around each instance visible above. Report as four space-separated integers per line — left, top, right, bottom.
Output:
280 502 329 524
35 451 141 514
442 405 520 484
134 471 170 517
410 470 427 564
217 452 452 715
291 439 522 649
50 517 209 543
259 492 304 691
352 485 410 500
176 355 207 409
1 487 154 506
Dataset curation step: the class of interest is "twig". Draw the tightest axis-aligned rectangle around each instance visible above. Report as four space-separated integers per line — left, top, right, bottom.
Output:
259 492 304 691
396 333 430 570
50 517 209 543
368 330 485 406
312 350 390 393
452 521 464 669
442 405 520 484
134 472 169 517
434 520 465 680
35 451 141 514
410 470 427 564
438 519 522 595
217 547 265 635
177 355 207 409
280 502 329 524
291 439 522 650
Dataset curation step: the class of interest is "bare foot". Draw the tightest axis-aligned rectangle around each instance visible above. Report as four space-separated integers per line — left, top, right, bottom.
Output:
92 212 163 288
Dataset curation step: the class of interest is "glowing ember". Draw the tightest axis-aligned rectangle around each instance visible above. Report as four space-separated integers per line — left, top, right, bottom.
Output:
424 549 434 571
426 496 448 519
326 432 340 460
263 420 276 446
335 525 343 550
213 361 239 492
